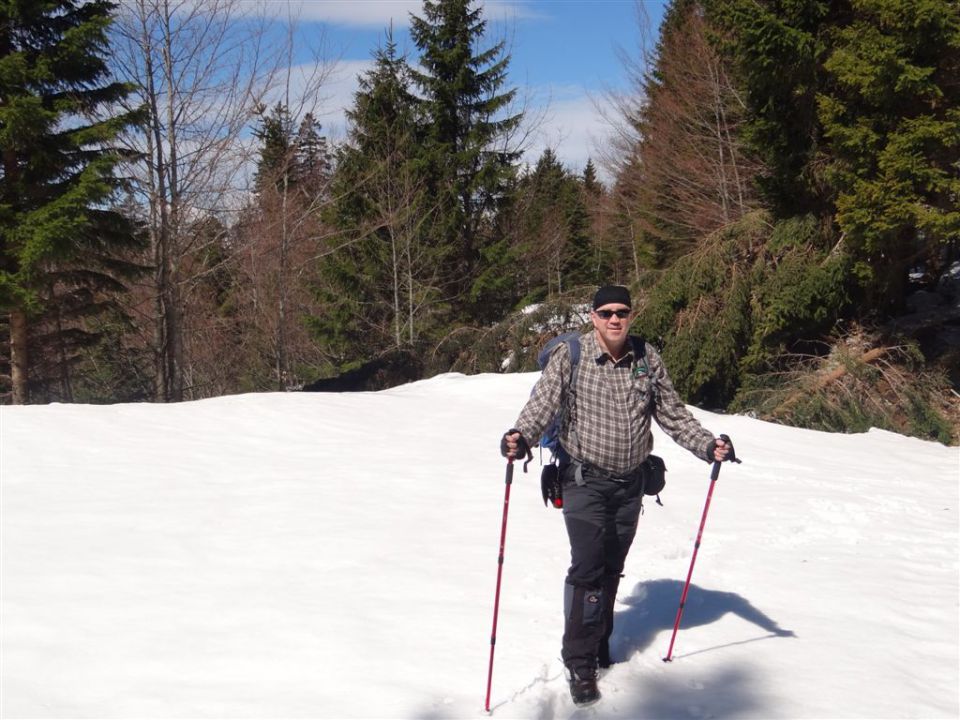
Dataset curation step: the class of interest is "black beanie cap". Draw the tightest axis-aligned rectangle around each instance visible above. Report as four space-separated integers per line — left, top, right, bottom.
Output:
592 285 632 310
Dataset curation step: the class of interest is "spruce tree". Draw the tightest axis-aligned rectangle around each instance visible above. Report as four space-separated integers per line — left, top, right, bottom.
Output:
583 159 602 195
408 0 522 318
293 113 332 199
706 0 834 217
709 0 959 314
521 149 595 297
252 102 295 194
318 33 433 360
253 105 332 201
239 103 333 391
817 0 960 312
0 0 143 403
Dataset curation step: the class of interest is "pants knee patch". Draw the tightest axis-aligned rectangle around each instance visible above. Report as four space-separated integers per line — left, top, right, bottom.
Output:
565 583 604 626
583 590 603 625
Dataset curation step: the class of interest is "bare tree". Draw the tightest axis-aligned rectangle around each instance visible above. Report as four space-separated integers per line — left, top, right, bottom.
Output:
110 0 284 400
635 6 760 248
230 127 334 390
600 1 764 270
222 12 338 392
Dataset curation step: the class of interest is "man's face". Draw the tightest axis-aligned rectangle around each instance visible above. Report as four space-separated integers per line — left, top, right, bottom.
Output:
591 303 633 353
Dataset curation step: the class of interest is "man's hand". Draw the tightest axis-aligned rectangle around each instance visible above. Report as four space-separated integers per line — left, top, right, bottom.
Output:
712 437 730 462
707 434 738 463
500 429 530 460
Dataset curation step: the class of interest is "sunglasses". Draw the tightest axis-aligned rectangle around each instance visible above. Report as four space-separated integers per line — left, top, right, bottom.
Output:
595 309 631 319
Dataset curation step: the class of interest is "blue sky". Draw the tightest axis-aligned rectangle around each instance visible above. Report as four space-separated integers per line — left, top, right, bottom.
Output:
277 0 667 175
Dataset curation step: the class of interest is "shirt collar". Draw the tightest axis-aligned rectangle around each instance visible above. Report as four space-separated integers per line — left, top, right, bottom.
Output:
587 331 635 366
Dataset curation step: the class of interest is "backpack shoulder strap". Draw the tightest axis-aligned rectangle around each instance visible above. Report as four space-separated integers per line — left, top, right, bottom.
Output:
560 334 582 463
541 331 581 389
629 334 659 407
566 334 581 381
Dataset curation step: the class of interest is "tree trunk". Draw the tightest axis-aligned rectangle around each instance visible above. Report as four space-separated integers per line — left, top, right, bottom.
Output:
10 309 28 404
54 288 73 402
161 1 184 401
276 173 290 391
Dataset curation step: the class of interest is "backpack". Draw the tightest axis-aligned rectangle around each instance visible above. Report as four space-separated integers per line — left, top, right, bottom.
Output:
535 331 583 464
535 332 664 509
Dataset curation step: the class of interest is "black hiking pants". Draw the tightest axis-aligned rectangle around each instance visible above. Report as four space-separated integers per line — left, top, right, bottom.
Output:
560 463 644 674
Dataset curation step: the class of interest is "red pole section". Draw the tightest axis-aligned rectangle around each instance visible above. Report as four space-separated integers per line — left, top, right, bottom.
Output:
663 460 722 662
485 459 515 712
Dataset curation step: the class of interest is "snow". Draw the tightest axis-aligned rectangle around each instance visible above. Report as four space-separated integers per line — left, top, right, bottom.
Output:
2 371 958 719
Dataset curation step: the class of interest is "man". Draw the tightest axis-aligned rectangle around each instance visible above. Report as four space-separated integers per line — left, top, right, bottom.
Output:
501 285 731 706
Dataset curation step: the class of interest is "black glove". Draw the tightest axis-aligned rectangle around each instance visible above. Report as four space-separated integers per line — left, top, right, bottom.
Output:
500 428 531 460
706 434 739 463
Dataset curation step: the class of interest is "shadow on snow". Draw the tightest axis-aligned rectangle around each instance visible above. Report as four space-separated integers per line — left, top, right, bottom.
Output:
611 577 796 663
416 579 795 719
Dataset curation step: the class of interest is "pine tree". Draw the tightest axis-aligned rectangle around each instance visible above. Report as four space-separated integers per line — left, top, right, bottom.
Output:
0 0 144 403
293 112 332 199
252 102 295 194
706 0 835 217
583 159 602 195
817 0 960 312
409 0 522 318
521 149 595 297
318 32 436 360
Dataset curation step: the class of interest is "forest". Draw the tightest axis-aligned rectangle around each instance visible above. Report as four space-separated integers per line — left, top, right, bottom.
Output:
1 0 958 444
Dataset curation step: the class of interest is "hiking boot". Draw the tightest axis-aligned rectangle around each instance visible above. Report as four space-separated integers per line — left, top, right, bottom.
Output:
567 666 601 706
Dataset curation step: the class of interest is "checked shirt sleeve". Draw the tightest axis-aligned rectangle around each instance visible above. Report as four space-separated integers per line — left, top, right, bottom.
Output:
648 347 715 462
514 342 570 448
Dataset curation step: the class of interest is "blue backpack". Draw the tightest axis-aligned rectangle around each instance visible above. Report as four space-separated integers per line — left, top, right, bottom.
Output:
535 332 582 463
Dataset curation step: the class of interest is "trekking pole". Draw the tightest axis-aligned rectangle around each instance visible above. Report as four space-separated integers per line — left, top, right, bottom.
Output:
484 458 514 712
663 435 740 662
485 449 531 713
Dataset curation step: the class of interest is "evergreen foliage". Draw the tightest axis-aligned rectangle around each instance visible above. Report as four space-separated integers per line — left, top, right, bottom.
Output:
516 149 598 298
707 0 959 314
294 112 332 197
229 106 333 392
252 102 295 194
606 0 957 442
0 0 952 444
817 0 960 313
409 0 522 320
253 104 331 199
705 0 833 216
0 0 145 402
634 211 847 407
434 292 591 376
317 33 438 362
629 0 763 260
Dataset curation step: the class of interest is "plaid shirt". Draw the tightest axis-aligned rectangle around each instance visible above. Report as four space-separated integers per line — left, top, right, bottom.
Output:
516 331 714 476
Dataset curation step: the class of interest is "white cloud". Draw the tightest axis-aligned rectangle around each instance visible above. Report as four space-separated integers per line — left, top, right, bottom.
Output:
313 58 376 140
268 60 622 184
261 0 422 26
314 68 621 182
522 84 619 182
255 58 374 143
242 0 538 27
